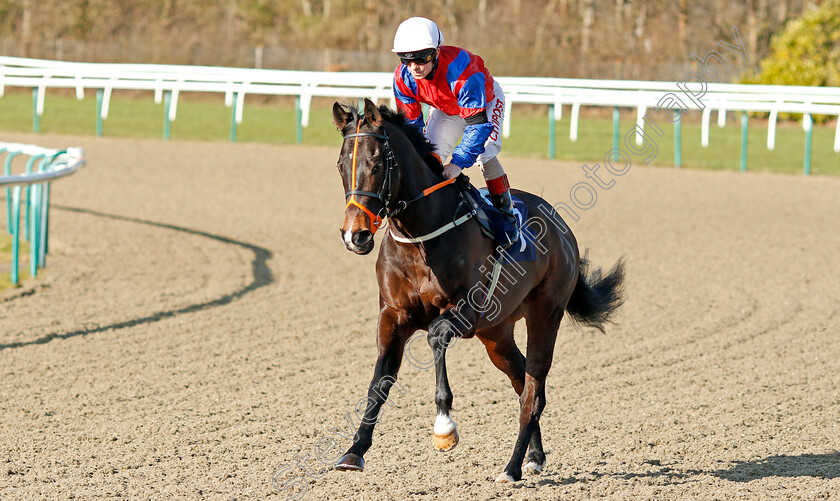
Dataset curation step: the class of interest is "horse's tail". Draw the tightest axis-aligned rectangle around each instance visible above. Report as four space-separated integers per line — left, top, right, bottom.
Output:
565 252 626 333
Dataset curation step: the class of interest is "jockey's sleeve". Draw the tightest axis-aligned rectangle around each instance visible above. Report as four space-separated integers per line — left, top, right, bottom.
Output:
451 112 493 169
450 65 494 168
393 67 425 134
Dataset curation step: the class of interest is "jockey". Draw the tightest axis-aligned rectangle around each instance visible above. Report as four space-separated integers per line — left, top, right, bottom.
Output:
391 17 520 250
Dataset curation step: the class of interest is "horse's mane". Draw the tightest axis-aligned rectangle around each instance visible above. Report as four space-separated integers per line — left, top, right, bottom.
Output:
347 104 444 177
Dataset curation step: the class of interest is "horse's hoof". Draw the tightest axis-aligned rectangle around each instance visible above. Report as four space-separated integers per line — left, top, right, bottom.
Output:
335 453 364 471
495 471 518 483
432 430 459 452
523 460 544 475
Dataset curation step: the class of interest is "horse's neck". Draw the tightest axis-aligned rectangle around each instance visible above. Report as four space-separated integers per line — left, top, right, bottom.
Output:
390 132 461 240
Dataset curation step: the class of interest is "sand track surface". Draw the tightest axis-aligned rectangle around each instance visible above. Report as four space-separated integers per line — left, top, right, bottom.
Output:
2 132 840 500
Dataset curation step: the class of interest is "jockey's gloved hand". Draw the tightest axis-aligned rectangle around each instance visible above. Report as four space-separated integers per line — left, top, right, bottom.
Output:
442 163 462 180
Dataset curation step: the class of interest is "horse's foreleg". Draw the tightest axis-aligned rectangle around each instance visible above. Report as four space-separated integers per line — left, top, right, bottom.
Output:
427 313 463 452
496 307 562 483
478 324 546 475
335 308 411 472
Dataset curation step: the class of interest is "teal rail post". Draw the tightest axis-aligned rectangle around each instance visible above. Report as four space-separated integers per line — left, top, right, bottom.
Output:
96 89 104 136
5 151 20 233
23 154 44 242
803 113 813 175
32 88 40 133
163 91 172 140
40 182 51 266
740 111 748 172
674 110 682 168
548 104 556 159
29 182 40 278
31 157 51 273
612 106 620 161
230 92 239 143
295 96 303 144
10 186 21 285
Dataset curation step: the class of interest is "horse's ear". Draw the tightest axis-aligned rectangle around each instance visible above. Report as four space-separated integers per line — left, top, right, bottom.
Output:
363 98 382 128
332 102 351 131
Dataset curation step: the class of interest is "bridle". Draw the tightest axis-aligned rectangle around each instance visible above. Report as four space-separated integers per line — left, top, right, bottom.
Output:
343 120 400 234
342 118 470 241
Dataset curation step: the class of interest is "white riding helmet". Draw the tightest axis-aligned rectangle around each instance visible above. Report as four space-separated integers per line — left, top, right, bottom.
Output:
392 17 444 54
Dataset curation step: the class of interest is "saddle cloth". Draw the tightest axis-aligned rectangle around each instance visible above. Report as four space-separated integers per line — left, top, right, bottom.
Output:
462 185 537 263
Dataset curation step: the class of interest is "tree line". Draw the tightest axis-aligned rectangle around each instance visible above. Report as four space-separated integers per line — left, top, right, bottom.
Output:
0 0 826 80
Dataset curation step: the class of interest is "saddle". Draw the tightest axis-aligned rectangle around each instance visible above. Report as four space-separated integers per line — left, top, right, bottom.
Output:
456 176 536 262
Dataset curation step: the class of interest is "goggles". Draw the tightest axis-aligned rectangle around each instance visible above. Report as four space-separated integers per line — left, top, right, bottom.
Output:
398 48 436 66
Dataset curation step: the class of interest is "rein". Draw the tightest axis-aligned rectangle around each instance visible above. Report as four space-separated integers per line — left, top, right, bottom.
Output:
343 122 473 242
343 116 501 311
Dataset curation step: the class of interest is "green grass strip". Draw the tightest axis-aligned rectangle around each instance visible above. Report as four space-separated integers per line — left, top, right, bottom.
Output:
0 90 837 175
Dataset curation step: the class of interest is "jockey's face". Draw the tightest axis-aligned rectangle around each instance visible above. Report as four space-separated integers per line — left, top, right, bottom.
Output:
402 49 436 79
407 59 434 79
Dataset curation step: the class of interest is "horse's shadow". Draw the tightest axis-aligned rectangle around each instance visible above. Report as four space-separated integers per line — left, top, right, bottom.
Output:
712 452 840 482
507 459 703 488
509 452 840 488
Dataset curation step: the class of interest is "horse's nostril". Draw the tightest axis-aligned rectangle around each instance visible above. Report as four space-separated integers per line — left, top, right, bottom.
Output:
352 230 372 247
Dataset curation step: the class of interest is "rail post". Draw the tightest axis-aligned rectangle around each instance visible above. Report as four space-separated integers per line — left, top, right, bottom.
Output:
295 96 303 144
29 182 40 278
23 154 45 242
674 110 682 168
32 88 40 133
612 106 620 162
96 89 104 136
740 111 748 172
803 113 813 175
163 91 172 140
39 182 51 266
4 151 21 234
548 104 556 159
10 185 21 284
230 91 239 143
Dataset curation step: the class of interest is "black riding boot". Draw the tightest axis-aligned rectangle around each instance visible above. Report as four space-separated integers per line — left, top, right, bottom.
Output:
490 190 520 250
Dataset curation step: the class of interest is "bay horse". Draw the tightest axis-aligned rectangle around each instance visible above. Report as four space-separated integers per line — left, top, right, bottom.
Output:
331 99 624 482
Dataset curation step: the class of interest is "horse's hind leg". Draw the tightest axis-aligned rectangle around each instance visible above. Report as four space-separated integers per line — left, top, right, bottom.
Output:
478 322 546 475
496 304 563 483
427 313 463 452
